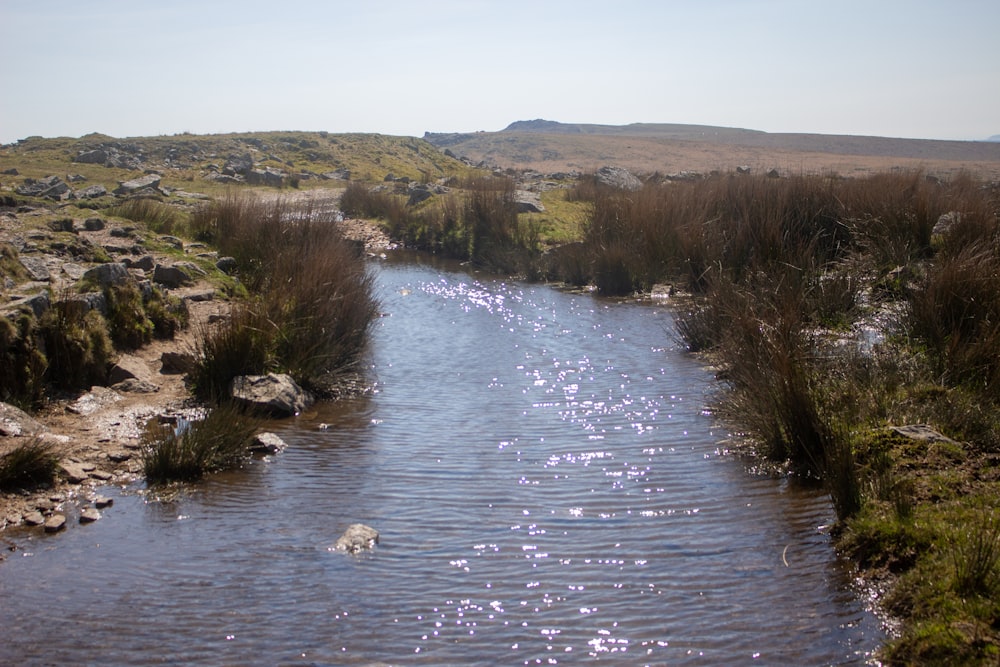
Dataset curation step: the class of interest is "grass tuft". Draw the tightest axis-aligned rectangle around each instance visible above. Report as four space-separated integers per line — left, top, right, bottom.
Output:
0 438 59 491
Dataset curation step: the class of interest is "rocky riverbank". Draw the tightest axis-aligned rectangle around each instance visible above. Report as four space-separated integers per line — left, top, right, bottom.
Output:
0 188 389 539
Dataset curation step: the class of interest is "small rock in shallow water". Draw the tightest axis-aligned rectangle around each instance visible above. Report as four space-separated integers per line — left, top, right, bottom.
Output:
23 511 44 526
44 514 66 533
94 496 113 509
79 507 100 523
249 432 287 455
331 523 379 554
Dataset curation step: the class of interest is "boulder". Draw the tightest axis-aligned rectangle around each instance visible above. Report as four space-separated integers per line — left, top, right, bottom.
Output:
595 166 642 191
216 256 238 274
246 168 285 187
18 256 51 282
58 461 89 484
932 211 961 239
107 354 151 386
64 291 107 315
223 154 254 176
249 432 287 455
112 378 160 393
407 185 433 206
83 217 106 231
123 255 155 271
152 263 194 288
160 350 196 375
16 176 72 200
75 149 109 164
229 373 314 417
514 190 544 213
49 218 76 233
79 507 101 523
0 402 47 437
6 292 51 318
113 174 161 196
83 262 129 287
331 523 379 554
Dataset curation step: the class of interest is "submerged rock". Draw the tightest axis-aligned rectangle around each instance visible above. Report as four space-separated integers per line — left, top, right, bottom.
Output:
331 523 380 554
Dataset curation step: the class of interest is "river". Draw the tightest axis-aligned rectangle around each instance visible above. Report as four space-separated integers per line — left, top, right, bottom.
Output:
0 254 883 665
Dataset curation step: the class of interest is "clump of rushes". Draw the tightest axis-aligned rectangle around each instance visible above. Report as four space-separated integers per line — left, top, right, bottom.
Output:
141 403 260 484
108 197 184 235
0 438 58 492
189 194 379 399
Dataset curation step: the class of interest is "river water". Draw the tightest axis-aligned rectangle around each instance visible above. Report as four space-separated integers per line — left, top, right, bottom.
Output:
0 255 882 665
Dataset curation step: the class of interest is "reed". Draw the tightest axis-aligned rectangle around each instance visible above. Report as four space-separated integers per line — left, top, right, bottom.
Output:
0 438 58 491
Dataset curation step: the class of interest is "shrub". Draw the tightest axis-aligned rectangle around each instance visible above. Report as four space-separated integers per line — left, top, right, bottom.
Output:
0 314 47 408
141 403 261 484
105 282 154 350
0 438 58 491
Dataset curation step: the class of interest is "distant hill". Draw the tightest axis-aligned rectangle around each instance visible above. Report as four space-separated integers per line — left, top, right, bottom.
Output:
425 120 1000 178
987 135 1000 142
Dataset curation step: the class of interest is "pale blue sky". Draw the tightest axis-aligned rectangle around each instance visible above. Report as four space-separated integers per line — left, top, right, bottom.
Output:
1 0 997 143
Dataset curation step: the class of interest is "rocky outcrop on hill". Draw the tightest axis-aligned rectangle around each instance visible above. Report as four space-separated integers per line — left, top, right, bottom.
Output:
595 166 642 191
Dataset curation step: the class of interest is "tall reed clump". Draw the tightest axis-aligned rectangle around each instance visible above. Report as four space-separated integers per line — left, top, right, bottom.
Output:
189 193 379 399
141 403 260 484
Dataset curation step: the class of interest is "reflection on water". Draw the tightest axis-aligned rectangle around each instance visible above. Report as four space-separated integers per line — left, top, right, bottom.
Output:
0 256 882 665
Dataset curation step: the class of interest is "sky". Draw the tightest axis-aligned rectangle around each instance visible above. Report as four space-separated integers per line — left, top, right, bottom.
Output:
1 0 998 144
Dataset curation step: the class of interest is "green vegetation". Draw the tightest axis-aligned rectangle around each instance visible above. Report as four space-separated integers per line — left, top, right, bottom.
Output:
0 439 58 492
141 403 260 484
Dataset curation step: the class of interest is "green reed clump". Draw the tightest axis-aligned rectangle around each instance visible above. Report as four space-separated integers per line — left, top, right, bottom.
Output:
0 313 47 408
39 298 113 392
0 438 58 491
141 403 260 484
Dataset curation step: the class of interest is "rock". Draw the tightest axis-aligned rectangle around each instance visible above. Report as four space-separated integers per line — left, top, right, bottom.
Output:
44 514 67 533
321 168 351 180
890 424 957 445
249 432 288 455
331 523 379 554
107 354 150 386
229 373 314 417
110 226 136 238
23 511 45 526
113 174 161 196
58 461 90 484
75 149 109 164
88 469 113 481
18 256 51 282
62 262 85 280
122 254 155 271
767 168 781 178
6 292 51 318
932 211 961 239
79 507 101 523
0 402 47 437
595 166 642 191
159 235 184 250
216 256 237 274
66 387 121 416
407 185 433 206
182 289 215 304
160 351 196 375
49 218 76 233
246 168 285 187
514 190 545 213
83 217 106 231
736 165 752 174
82 262 129 287
111 378 160 393
78 185 108 199
223 154 253 176
16 176 72 200
152 263 193 288
64 291 107 316
94 496 114 508
35 498 56 512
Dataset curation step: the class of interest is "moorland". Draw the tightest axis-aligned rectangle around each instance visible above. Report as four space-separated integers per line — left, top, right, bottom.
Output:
2 122 1000 664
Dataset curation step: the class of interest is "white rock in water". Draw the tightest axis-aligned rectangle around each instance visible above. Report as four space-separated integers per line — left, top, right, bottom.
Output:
330 523 379 554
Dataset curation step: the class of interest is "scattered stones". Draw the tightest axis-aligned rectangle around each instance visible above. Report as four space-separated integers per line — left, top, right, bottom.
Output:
229 373 314 417
79 507 101 523
249 432 288 455
43 514 67 533
331 523 380 554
